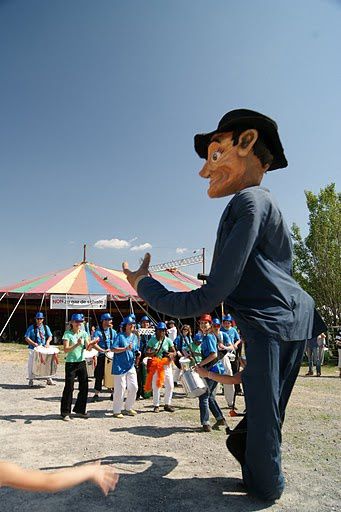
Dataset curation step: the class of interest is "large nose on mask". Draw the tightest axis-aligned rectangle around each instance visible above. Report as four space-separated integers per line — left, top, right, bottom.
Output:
199 161 210 178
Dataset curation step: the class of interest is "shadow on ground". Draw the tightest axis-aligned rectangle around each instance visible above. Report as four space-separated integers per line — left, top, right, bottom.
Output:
0 454 273 512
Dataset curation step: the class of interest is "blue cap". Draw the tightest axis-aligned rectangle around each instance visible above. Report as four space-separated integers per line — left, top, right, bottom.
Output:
35 312 44 319
122 315 135 326
141 316 150 322
130 314 136 320
101 313 113 322
194 333 203 342
71 313 84 322
156 321 167 330
223 314 233 322
212 318 221 326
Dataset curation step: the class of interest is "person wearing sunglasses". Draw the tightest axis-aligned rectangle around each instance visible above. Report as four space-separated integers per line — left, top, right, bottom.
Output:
60 313 97 421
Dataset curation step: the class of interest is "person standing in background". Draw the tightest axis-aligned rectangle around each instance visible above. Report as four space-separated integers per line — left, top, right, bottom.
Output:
25 312 54 387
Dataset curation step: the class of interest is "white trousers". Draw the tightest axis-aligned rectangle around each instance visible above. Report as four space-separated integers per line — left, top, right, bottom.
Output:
222 353 234 406
113 367 138 414
152 364 174 406
173 364 182 383
27 350 35 380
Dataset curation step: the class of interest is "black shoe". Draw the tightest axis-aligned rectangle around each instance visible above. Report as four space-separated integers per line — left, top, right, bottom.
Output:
164 405 175 413
212 418 227 430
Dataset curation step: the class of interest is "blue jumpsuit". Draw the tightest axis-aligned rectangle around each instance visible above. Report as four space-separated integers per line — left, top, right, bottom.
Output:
137 186 326 501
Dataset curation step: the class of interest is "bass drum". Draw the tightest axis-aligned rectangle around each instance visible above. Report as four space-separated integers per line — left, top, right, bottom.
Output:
84 349 98 378
104 352 115 389
32 346 59 379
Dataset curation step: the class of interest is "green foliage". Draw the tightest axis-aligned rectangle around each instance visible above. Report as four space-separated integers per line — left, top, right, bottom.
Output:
292 183 341 326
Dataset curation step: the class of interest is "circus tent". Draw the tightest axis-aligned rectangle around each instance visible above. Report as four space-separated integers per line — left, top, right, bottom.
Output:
0 260 202 339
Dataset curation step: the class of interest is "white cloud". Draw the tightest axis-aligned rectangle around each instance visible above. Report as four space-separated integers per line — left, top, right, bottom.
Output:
94 238 131 250
130 243 152 252
176 247 188 254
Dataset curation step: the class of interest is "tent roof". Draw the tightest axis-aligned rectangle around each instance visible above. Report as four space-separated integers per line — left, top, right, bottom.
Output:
0 261 201 300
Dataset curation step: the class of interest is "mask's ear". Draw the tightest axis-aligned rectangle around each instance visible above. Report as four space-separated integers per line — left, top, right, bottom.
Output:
236 129 258 157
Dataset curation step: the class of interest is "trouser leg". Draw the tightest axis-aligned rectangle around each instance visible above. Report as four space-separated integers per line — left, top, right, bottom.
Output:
113 374 126 414
152 372 161 406
74 361 88 414
198 387 210 425
207 378 224 420
238 334 304 501
164 365 174 405
61 363 77 415
223 354 234 406
94 356 105 393
136 363 145 398
173 365 181 383
27 350 34 380
307 347 313 373
314 347 321 374
125 367 138 411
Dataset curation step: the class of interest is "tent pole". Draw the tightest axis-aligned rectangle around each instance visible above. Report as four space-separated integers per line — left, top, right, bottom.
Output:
39 293 45 312
0 294 24 337
24 298 28 327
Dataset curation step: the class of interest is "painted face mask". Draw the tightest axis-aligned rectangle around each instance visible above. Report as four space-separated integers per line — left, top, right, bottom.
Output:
199 132 253 198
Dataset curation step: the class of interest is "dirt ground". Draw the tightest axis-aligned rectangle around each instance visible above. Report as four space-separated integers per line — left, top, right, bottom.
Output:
0 349 340 512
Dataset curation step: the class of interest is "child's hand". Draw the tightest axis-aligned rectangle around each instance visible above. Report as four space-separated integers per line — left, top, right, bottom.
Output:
90 462 119 495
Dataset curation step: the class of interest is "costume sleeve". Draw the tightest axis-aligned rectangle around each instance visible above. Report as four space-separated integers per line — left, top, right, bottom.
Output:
112 333 121 349
137 190 270 317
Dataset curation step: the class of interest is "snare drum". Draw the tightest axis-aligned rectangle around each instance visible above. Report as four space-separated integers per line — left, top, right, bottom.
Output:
32 346 59 378
181 368 207 398
84 349 98 378
179 357 191 371
104 352 115 389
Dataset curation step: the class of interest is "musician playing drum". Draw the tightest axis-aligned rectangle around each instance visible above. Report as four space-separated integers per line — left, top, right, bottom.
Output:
25 312 54 387
146 322 175 413
136 315 153 400
91 312 116 402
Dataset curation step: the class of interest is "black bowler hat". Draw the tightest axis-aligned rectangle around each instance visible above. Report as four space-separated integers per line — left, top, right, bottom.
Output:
194 108 288 171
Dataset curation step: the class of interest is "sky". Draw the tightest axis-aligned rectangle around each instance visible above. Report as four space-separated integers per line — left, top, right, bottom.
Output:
0 0 340 285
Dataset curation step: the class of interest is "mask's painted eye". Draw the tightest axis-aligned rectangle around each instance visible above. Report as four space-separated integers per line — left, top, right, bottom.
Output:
211 150 221 162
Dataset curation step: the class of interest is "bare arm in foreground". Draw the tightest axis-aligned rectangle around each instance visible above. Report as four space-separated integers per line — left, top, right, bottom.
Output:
0 461 119 495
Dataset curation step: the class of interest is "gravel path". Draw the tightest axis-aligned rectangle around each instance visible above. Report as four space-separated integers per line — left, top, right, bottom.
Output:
0 361 340 512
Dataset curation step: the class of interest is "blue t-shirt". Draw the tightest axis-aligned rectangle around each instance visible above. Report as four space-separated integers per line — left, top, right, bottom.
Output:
215 330 233 347
94 327 117 355
174 335 192 353
201 333 225 374
112 332 139 375
25 324 52 349
221 326 240 343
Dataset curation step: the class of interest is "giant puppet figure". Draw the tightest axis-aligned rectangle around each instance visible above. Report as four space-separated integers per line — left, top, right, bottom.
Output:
123 109 326 501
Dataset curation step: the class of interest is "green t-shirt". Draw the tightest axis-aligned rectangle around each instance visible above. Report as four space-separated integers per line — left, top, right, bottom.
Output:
63 330 89 363
189 342 203 365
147 336 174 359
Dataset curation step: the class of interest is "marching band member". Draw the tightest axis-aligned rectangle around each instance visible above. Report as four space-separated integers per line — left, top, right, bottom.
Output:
221 315 243 395
60 313 95 421
25 312 54 387
136 315 153 399
189 332 203 365
212 318 235 409
91 312 116 402
112 315 140 418
195 315 227 432
146 322 175 413
173 324 193 385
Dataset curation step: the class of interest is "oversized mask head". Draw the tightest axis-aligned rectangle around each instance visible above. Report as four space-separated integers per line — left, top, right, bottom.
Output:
199 129 267 198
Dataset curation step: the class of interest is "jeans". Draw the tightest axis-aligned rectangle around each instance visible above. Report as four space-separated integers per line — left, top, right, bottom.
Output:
61 361 88 415
306 346 321 374
226 331 305 501
198 377 224 425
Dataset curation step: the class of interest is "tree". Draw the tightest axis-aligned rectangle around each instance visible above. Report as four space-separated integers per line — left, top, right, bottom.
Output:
291 183 341 327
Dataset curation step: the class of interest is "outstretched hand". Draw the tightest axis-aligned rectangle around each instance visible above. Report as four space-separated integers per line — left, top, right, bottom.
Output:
90 462 119 495
122 253 151 290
